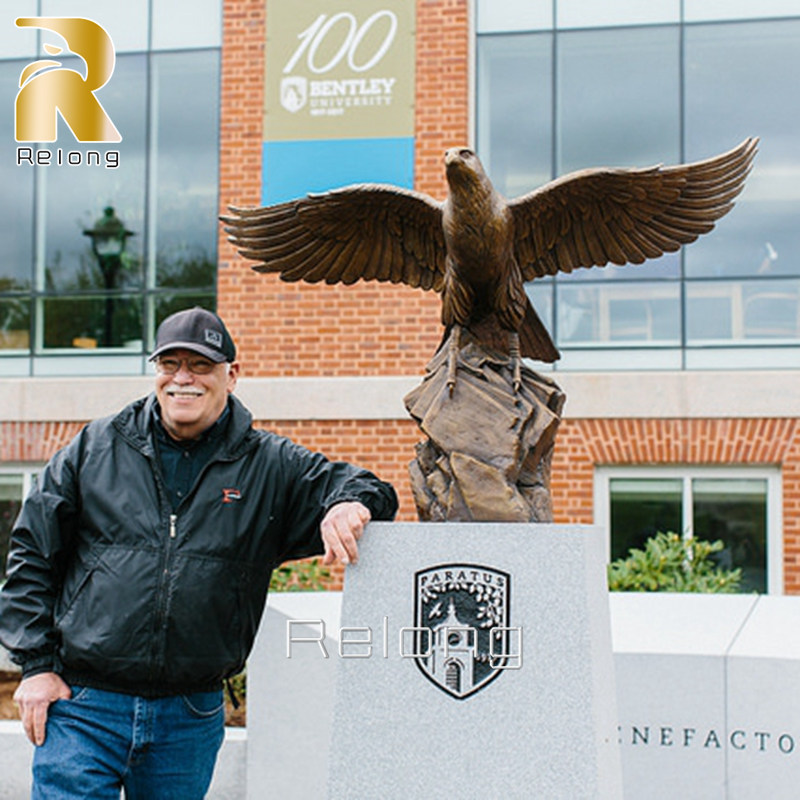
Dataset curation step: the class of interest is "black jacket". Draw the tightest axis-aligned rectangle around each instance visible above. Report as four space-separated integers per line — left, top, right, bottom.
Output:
0 393 398 696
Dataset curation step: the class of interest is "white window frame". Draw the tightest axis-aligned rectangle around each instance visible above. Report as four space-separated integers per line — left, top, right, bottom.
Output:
0 464 40 500
594 465 783 594
1 463 43 581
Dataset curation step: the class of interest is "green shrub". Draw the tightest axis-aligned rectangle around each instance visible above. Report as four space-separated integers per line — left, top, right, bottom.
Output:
269 557 331 592
607 531 742 593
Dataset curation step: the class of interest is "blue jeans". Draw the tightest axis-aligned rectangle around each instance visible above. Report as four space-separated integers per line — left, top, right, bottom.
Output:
32 686 225 800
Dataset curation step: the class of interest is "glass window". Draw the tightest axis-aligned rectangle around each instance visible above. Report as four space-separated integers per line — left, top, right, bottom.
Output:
476 32 552 198
42 295 144 351
0 298 31 352
553 27 683 352
152 51 220 296
39 54 147 352
603 470 775 593
0 62 34 294
684 21 800 280
152 0 223 50
476 13 800 368
154 292 217 332
609 478 683 561
557 282 680 347
525 281 553 336
684 0 800 23
558 254 680 283
557 0 680 29
42 55 146 295
476 0 552 33
0 2 38 59
686 278 800 344
692 478 767 593
556 26 680 175
0 469 39 581
39 0 149 53
1 40 221 370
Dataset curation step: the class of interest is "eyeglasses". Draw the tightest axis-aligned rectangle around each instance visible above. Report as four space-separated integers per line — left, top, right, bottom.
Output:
154 355 219 375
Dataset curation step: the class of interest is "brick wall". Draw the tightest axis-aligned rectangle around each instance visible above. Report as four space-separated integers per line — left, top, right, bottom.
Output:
216 0 468 378
5 417 800 591
0 422 85 463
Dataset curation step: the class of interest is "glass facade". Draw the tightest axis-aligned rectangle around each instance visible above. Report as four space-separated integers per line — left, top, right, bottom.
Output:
609 475 769 593
477 4 800 370
0 2 221 375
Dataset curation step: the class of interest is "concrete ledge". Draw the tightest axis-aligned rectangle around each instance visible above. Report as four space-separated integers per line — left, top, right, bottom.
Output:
1 370 798 422
5 592 800 798
251 590 800 800
0 648 18 674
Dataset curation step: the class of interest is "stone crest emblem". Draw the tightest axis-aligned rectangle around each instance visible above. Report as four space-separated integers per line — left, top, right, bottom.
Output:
413 563 511 699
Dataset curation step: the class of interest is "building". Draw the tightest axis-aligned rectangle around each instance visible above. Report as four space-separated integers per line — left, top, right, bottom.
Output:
1 0 799 593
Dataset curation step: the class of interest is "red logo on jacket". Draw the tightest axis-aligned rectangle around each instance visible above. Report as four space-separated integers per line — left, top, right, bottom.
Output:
222 488 242 504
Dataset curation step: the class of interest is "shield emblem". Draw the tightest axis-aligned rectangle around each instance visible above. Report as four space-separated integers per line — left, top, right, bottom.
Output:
413 563 511 699
280 76 307 113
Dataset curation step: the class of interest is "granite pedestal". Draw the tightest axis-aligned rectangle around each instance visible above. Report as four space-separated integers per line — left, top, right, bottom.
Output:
327 522 622 799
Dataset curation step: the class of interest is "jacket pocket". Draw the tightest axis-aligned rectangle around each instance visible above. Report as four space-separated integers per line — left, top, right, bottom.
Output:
54 550 101 624
163 554 251 685
55 546 162 682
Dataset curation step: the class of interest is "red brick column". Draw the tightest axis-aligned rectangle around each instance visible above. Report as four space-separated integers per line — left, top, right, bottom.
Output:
216 0 469 378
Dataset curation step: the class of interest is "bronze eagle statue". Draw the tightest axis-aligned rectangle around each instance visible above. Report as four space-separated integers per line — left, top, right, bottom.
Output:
223 138 757 388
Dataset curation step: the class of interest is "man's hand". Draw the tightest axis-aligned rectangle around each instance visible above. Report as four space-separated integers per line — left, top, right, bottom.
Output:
14 671 71 746
320 501 371 566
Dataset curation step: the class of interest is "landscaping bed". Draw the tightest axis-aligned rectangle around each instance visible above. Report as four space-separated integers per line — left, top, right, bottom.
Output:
0 671 245 727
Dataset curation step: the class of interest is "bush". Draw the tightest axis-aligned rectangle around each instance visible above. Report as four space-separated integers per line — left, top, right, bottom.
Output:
607 531 742 593
269 557 330 592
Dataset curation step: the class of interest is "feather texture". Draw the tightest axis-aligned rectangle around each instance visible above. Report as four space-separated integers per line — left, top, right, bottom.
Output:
222 139 757 363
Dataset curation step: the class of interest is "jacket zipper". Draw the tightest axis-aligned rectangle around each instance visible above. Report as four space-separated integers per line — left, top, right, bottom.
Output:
150 511 177 679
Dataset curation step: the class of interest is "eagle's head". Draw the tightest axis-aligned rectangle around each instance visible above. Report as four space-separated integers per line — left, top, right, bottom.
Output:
443 147 490 196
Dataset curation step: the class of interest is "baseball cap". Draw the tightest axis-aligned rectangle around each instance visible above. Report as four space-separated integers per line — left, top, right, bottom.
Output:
149 307 236 363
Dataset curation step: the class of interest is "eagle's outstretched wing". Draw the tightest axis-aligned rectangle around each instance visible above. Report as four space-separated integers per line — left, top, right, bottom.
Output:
223 183 446 291
509 138 758 280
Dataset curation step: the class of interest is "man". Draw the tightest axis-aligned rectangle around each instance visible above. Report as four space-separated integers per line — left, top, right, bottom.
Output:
0 307 398 799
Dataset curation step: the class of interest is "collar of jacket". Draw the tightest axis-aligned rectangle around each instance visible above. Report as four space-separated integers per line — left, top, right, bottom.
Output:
111 392 260 462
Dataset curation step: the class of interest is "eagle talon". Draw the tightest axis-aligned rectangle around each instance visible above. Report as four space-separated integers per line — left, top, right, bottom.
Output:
446 324 461 397
510 333 522 393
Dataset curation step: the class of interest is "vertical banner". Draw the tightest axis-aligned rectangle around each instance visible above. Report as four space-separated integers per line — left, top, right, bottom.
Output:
263 0 415 204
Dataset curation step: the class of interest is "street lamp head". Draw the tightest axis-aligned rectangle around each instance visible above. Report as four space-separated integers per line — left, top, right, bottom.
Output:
83 206 134 258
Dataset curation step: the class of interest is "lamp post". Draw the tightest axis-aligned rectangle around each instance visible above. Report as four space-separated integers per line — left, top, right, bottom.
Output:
83 206 134 347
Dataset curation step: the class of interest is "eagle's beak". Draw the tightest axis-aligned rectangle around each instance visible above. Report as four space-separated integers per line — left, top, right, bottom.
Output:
444 148 461 166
